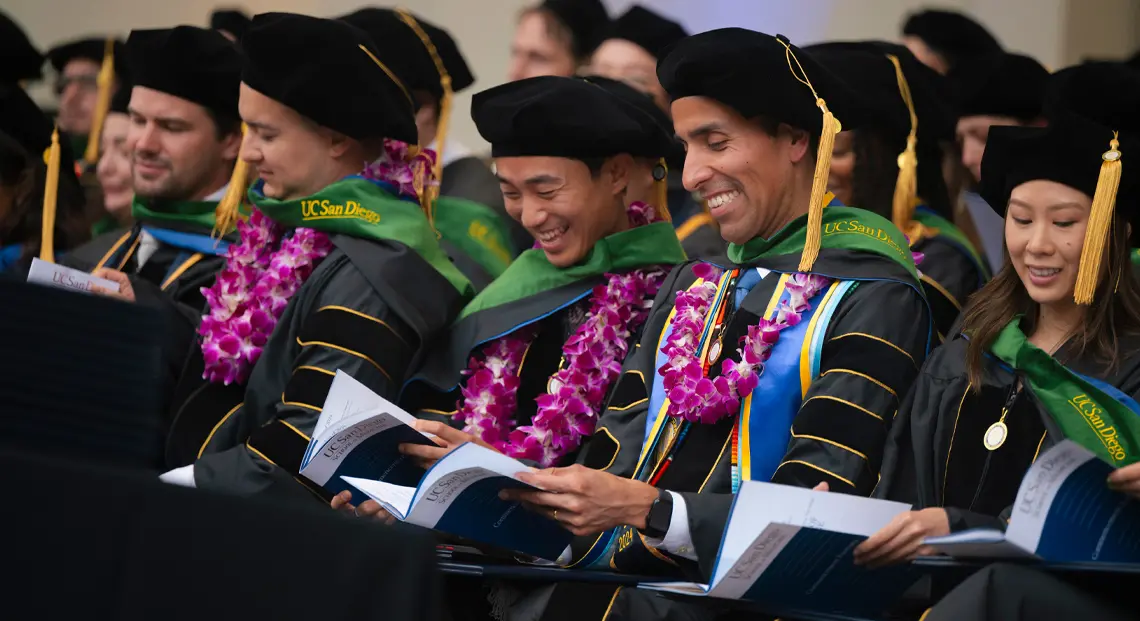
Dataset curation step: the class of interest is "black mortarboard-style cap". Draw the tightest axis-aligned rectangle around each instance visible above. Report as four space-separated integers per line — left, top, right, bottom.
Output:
582 74 674 138
472 75 674 159
902 9 1001 69
210 8 251 40
242 13 417 143
0 10 44 84
126 26 242 119
0 84 78 180
807 41 956 144
658 28 871 136
951 52 1049 122
606 5 687 60
979 64 1140 219
48 37 128 81
339 7 475 99
109 73 133 114
541 0 610 58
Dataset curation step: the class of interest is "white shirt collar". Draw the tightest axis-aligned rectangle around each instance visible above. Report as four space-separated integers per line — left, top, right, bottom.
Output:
204 183 229 202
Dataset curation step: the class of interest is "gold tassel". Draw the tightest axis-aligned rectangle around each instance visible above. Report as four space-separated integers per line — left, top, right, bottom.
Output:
1074 132 1122 305
212 123 250 239
83 38 116 166
396 7 449 230
654 157 672 222
40 127 61 262
886 54 920 234
778 38 842 272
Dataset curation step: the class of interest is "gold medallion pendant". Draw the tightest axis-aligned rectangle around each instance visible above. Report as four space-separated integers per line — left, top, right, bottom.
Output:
983 421 1008 451
708 339 723 365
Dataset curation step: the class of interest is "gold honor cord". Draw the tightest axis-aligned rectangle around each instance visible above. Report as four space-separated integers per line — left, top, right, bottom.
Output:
83 38 116 166
886 54 920 236
1074 132 1123 305
777 37 841 272
40 128 62 262
358 44 415 109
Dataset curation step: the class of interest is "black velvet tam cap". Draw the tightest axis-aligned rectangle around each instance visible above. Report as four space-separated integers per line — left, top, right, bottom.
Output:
657 28 871 136
242 12 417 143
901 9 1001 69
0 10 44 84
472 75 674 159
126 26 242 118
951 52 1049 122
0 84 78 182
979 63 1140 218
541 0 610 58
807 40 957 144
48 37 127 80
339 7 475 99
606 5 687 60
210 8 251 39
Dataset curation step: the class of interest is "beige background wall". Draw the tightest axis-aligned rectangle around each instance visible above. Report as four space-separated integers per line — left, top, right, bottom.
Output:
3 0 1136 149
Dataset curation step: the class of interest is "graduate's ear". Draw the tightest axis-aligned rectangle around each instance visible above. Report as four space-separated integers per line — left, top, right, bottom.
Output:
326 129 353 159
605 153 635 197
219 127 242 162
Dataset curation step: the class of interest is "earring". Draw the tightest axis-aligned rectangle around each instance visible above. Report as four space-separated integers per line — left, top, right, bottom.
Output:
652 163 667 181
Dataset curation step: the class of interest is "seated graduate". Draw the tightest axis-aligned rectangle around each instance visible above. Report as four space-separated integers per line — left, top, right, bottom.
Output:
393 74 685 465
865 62 1140 567
809 41 990 338
92 82 134 236
900 9 1002 76
159 13 472 501
508 0 609 82
495 29 931 585
0 85 87 273
46 36 127 170
339 7 518 287
589 5 725 260
68 26 243 318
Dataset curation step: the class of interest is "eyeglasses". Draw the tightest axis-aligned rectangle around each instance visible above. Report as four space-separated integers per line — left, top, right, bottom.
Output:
55 74 99 96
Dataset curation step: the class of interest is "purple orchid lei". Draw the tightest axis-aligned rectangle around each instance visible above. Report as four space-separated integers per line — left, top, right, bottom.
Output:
657 242 926 425
658 265 832 424
456 201 668 467
199 139 436 386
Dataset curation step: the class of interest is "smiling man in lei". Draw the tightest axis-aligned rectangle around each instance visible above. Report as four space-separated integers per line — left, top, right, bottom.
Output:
392 75 684 465
159 13 472 501
496 29 933 620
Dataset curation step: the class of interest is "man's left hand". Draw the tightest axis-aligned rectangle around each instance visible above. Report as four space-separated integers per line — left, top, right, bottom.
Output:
90 268 136 302
398 420 498 469
501 465 659 536
1108 462 1140 500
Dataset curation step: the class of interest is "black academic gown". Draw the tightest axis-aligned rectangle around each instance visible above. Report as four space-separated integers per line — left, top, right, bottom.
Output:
923 563 1134 621
877 333 1140 531
64 224 232 424
165 235 466 504
544 248 931 621
442 155 531 257
913 235 984 341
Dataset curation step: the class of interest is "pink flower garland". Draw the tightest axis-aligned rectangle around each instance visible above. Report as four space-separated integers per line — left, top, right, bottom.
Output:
199 210 334 385
200 140 436 386
658 265 831 424
456 201 667 466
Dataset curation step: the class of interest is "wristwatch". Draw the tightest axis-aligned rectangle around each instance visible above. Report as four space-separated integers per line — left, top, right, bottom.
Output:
641 489 674 539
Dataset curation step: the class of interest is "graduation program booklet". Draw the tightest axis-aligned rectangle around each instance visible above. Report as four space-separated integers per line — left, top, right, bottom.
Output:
642 481 920 617
27 257 120 295
924 439 1140 563
342 442 573 561
298 371 437 497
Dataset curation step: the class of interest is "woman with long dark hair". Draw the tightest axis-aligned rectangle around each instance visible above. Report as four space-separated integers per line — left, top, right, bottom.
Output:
811 41 990 338
860 63 1140 572
0 85 88 272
